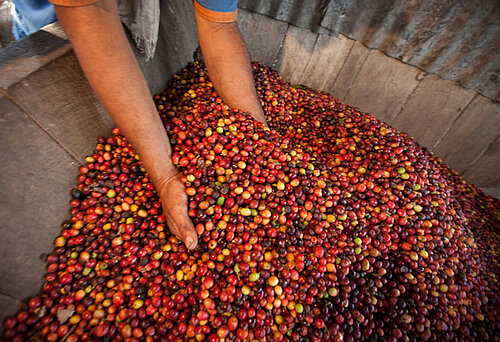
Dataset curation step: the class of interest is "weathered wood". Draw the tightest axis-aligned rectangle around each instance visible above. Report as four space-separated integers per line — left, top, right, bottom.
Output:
463 134 500 187
392 74 476 151
278 25 318 85
237 9 289 69
0 97 79 300
433 95 500 174
298 33 354 93
329 40 370 101
344 49 422 123
7 51 115 163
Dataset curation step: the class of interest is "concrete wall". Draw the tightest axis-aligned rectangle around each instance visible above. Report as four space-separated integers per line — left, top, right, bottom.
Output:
0 1 498 325
239 0 500 102
0 25 114 324
240 10 500 197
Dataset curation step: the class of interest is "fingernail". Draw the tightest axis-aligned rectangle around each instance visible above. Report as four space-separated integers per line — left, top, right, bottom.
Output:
186 236 197 250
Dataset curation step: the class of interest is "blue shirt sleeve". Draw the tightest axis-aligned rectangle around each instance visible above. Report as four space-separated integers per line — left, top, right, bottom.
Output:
196 0 238 13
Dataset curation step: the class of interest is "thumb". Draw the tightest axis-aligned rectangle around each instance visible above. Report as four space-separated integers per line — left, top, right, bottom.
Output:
164 206 198 250
180 222 198 250
173 211 197 250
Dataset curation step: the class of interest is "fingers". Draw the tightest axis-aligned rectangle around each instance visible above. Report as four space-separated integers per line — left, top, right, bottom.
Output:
165 209 198 250
182 224 198 250
174 210 198 250
159 171 198 250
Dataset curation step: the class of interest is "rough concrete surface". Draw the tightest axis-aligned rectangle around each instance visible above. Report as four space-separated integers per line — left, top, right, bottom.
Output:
299 33 354 94
0 97 79 301
481 187 500 199
463 134 500 187
238 10 289 70
392 74 476 152
329 41 370 101
344 49 422 124
433 95 500 176
278 25 318 85
0 293 19 330
7 52 115 163
0 29 70 89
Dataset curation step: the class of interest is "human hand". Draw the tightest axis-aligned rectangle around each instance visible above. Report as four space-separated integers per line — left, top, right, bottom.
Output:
156 171 198 250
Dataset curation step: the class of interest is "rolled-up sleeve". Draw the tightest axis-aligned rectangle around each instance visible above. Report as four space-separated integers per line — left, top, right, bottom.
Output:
49 0 101 7
194 0 238 23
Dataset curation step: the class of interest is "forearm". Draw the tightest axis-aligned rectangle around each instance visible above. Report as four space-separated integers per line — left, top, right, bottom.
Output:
195 12 266 125
55 1 176 186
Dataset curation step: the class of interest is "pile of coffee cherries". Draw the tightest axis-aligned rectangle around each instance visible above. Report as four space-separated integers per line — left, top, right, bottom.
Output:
3 62 499 341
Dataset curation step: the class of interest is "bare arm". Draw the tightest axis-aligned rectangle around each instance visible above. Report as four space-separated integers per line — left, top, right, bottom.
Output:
195 10 267 125
55 0 198 249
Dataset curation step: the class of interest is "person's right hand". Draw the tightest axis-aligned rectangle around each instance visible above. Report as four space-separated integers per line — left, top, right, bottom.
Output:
156 171 198 250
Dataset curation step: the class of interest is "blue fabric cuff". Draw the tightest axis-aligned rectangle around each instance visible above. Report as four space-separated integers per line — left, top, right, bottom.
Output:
196 0 238 13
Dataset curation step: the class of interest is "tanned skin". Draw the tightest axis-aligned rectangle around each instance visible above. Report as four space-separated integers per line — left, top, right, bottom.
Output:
55 0 266 250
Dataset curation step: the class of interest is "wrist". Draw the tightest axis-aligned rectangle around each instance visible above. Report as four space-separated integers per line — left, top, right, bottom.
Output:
154 164 180 196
